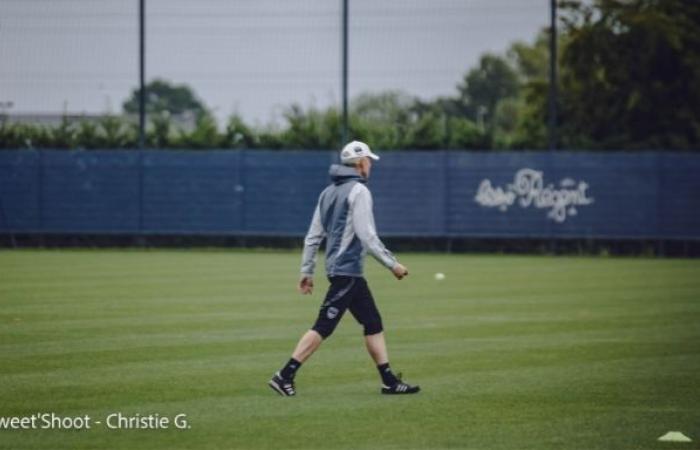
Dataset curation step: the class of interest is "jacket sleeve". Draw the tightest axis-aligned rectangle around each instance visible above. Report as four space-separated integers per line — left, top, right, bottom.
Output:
300 204 325 276
351 185 398 270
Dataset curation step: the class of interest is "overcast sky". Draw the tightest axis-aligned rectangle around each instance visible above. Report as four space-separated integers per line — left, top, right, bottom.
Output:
1 0 550 125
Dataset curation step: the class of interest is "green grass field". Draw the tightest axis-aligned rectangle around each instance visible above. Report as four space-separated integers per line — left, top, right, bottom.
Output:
1 249 699 450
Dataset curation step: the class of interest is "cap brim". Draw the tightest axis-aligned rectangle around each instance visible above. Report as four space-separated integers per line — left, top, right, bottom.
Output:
368 152 380 161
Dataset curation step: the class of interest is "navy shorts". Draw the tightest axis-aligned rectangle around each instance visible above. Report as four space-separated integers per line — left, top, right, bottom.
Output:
311 276 384 339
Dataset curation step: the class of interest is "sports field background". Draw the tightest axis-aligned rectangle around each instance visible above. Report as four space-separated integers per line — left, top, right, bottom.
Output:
1 249 699 449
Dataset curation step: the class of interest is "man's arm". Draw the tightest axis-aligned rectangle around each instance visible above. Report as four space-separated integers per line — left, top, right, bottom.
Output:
351 185 408 279
299 204 325 293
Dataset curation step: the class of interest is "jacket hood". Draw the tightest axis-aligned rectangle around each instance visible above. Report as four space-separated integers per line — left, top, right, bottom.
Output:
329 164 365 185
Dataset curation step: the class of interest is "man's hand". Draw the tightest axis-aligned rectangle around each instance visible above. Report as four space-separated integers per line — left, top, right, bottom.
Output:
392 263 408 280
299 275 314 294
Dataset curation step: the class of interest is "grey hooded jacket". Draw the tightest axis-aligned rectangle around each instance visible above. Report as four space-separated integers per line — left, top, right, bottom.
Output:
300 164 397 277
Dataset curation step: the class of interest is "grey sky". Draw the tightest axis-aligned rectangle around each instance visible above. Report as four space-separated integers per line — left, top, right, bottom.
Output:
1 0 549 125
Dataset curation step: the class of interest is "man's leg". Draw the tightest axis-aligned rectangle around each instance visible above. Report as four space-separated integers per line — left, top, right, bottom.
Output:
276 329 322 383
349 278 420 394
291 329 323 363
269 276 356 396
364 331 389 365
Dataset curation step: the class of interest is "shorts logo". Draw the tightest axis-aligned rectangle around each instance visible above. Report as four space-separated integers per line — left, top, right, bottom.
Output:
327 306 339 319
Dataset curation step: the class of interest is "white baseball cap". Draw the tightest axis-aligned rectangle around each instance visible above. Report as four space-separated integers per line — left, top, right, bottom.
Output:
340 140 380 165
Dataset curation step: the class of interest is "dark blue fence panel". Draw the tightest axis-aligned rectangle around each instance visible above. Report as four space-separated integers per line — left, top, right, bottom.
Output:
0 151 40 230
541 152 659 238
371 152 446 236
658 153 700 239
241 151 331 235
143 151 242 233
41 151 139 232
0 149 698 239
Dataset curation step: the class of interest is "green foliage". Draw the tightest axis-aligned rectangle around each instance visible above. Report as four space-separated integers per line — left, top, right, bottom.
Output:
350 91 412 149
222 114 257 149
508 31 550 82
175 112 220 149
0 114 138 150
445 117 489 149
505 31 553 150
492 98 524 149
75 120 100 149
0 120 44 149
406 112 444 149
4 2 698 152
99 115 136 148
148 111 172 148
281 105 339 149
50 116 75 149
123 78 207 117
457 53 520 125
511 80 550 150
419 44 539 149
554 0 700 149
256 126 285 150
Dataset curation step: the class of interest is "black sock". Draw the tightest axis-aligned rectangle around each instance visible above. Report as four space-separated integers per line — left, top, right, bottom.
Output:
279 358 302 380
377 362 399 386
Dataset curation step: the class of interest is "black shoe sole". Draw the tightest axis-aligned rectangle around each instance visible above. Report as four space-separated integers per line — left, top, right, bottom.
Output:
268 379 295 396
381 386 421 395
267 380 296 397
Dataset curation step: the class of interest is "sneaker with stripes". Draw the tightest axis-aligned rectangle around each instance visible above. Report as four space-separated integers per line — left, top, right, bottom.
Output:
268 372 296 396
381 376 420 395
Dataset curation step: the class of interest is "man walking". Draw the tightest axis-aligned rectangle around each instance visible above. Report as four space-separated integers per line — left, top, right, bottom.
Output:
268 140 420 397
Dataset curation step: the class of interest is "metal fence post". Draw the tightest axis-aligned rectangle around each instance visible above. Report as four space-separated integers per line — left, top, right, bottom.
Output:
38 149 44 234
341 0 349 146
0 191 16 248
137 0 146 234
138 0 146 150
548 0 558 151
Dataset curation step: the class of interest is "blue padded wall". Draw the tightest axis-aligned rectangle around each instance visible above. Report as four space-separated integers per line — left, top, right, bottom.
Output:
1 150 698 239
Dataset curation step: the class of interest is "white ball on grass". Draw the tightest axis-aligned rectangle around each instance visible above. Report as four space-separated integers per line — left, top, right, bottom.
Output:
434 272 445 281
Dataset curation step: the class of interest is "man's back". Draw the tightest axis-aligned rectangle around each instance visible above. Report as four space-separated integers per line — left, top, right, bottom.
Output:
301 164 397 278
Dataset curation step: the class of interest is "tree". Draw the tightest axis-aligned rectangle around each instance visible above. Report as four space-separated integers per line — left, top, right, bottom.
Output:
406 111 445 149
350 91 415 149
506 32 553 149
122 79 208 118
281 104 340 150
556 0 700 149
457 54 520 126
508 31 550 82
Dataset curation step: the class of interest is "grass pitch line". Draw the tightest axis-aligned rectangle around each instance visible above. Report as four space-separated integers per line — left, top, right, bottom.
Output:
658 431 692 442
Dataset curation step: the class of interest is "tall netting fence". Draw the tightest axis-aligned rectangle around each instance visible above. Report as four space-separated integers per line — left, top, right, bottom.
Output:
1 0 551 150
1 0 138 133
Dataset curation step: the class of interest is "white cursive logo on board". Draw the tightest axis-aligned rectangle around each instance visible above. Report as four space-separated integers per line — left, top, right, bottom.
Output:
474 168 594 223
